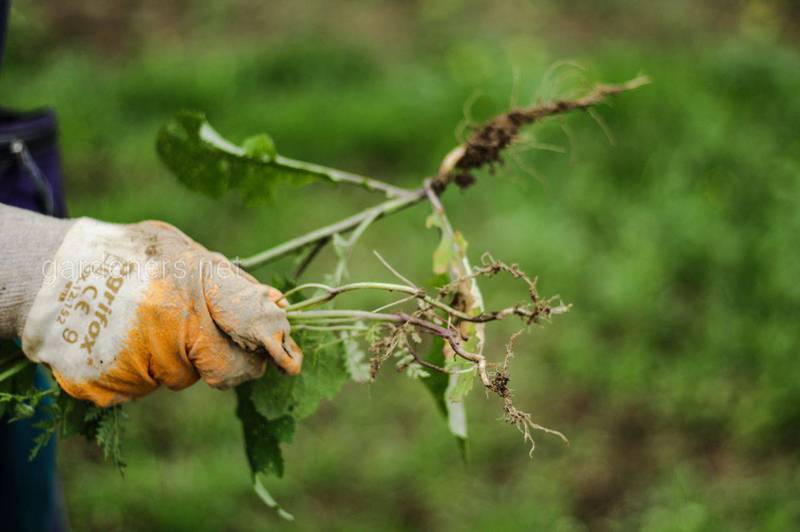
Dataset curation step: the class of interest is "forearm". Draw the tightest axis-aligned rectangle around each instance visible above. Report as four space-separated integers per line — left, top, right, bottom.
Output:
0 203 73 338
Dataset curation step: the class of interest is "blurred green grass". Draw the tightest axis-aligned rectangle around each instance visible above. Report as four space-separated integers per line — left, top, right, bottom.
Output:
3 1 800 530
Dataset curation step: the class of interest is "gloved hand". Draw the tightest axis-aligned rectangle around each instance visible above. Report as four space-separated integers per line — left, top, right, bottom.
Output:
0 204 302 407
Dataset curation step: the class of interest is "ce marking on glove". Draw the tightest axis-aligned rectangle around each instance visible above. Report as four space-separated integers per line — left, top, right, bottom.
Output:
55 254 136 362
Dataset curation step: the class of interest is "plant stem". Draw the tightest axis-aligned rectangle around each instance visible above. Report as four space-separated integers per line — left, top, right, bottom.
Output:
285 281 477 321
0 357 31 383
287 309 399 321
284 282 417 310
293 324 369 332
275 155 415 199
292 237 330 279
239 188 427 271
331 206 381 285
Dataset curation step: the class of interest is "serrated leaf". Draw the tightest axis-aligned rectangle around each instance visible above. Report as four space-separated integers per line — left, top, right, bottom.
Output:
248 362 296 420
233 268 354 515
250 278 350 423
236 385 295 478
156 111 324 204
291 331 349 419
244 329 349 422
93 406 125 468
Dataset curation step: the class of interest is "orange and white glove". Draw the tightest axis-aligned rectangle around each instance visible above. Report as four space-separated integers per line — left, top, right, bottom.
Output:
0 204 302 407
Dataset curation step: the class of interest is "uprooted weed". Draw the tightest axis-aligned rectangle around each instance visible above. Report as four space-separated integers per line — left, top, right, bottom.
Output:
359 254 571 450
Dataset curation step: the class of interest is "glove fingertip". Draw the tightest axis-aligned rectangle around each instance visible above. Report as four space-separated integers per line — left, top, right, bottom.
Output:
262 331 303 375
267 286 289 309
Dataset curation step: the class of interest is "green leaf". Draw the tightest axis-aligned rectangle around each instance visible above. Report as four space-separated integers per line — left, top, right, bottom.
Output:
156 111 322 203
291 331 349 419
58 395 96 438
236 326 348 481
421 337 449 417
442 323 479 406
421 337 468 457
426 214 454 275
444 359 476 403
93 406 126 468
425 208 486 452
233 276 351 515
236 385 295 478
418 274 469 457
244 330 348 422
427 213 483 403
27 389 127 470
0 362 128 468
432 235 454 275
246 277 351 425
343 334 371 383
447 320 482 404
248 362 296 420
0 362 48 423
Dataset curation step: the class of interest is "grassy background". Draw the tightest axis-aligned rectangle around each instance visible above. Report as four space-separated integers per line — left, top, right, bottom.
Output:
3 1 800 530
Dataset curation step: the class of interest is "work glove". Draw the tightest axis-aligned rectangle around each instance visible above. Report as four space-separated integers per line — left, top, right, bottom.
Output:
0 204 302 407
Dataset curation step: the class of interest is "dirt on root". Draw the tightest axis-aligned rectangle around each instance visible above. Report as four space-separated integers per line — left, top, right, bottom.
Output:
438 76 650 189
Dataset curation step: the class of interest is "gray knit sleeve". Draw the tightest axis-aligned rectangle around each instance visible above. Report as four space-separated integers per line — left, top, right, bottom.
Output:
0 203 74 337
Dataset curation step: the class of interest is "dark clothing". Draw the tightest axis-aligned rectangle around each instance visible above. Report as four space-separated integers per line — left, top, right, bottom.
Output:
0 370 65 532
1 1 69 529
0 108 67 216
0 109 68 532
